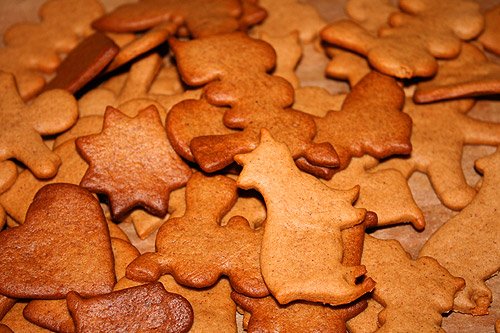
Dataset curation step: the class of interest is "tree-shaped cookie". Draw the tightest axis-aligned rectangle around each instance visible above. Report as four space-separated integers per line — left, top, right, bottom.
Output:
323 156 425 230
362 235 465 332
376 98 500 210
67 283 193 333
76 105 191 220
298 71 412 177
126 172 268 297
0 183 115 299
413 43 500 103
0 71 78 179
235 130 375 305
321 0 484 78
419 150 500 315
168 32 338 174
92 0 244 38
0 0 104 99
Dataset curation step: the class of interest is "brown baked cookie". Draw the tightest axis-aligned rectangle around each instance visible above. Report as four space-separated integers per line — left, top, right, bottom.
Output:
479 5 500 56
0 324 12 333
0 140 88 224
297 71 412 178
126 172 267 297
0 183 115 299
67 283 193 333
293 87 346 117
323 156 425 230
0 297 15 322
413 43 500 103
44 32 119 94
231 214 375 332
169 32 338 173
92 0 243 38
0 162 17 229
362 235 465 332
235 130 374 305
76 105 191 220
115 276 237 332
0 71 78 179
321 0 484 78
419 150 500 315
345 0 397 34
0 303 48 333
0 0 104 99
238 0 268 31
251 0 326 43
324 47 372 87
375 98 500 210
53 116 104 148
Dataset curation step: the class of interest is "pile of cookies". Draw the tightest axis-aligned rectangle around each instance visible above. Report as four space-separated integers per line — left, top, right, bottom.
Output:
0 0 498 332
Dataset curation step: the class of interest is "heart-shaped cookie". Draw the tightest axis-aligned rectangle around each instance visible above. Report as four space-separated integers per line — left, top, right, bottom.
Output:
0 183 115 299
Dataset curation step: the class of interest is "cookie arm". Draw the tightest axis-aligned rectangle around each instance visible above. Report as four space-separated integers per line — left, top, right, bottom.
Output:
461 116 500 146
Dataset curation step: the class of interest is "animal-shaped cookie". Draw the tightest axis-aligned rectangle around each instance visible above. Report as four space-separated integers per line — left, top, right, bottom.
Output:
92 0 243 38
126 172 268 297
0 183 115 299
362 235 465 332
76 105 191 220
0 0 104 99
298 71 412 178
413 43 500 103
67 283 193 333
419 150 500 315
235 130 375 305
168 32 338 173
250 0 326 43
323 156 425 230
0 71 78 179
376 98 500 210
321 0 484 78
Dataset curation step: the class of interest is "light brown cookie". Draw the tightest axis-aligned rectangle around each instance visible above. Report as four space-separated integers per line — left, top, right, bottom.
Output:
419 150 500 315
0 71 78 179
324 47 371 87
0 0 104 99
126 172 268 297
321 0 484 78
44 32 119 94
293 87 346 117
0 183 115 299
76 105 191 220
53 116 104 148
346 298 383 333
92 0 243 38
0 140 88 224
1 303 48 333
375 98 500 210
67 283 193 333
259 32 302 88
479 5 500 56
323 156 425 230
251 0 326 43
362 235 465 332
413 43 500 103
235 130 374 305
0 297 15 322
345 0 397 34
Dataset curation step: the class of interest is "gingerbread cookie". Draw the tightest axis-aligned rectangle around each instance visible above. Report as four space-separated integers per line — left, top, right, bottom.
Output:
298 71 412 178
362 235 465 332
0 71 78 179
419 150 500 315
375 98 500 210
413 43 500 103
0 0 104 99
345 0 397 34
44 32 119 94
293 87 346 117
479 5 500 56
126 172 267 297
92 0 243 38
169 32 338 173
67 283 193 333
0 183 115 299
235 130 374 305
321 0 484 78
1 303 47 333
76 105 191 220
